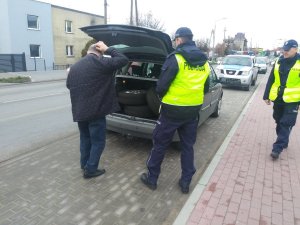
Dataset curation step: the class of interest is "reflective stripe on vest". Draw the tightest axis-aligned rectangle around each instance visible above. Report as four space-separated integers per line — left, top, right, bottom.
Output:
162 54 210 106
269 59 300 102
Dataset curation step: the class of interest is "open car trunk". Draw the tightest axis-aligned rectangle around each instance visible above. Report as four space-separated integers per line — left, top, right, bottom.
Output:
106 61 163 139
114 61 162 119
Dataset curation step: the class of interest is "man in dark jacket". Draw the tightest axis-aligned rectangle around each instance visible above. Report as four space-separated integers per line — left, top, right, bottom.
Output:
263 39 300 160
67 42 128 178
140 27 210 193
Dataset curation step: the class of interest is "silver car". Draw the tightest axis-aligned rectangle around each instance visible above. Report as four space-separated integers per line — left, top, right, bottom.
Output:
255 56 268 74
216 55 258 91
81 25 223 140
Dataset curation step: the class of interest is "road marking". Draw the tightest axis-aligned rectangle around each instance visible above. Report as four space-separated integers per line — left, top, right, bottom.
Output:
0 104 71 123
0 91 68 104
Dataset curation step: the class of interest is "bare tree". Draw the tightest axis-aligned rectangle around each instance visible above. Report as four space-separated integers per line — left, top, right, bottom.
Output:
132 11 165 31
195 38 209 54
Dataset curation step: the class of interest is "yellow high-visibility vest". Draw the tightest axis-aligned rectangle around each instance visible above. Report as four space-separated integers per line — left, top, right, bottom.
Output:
269 59 300 102
162 54 210 106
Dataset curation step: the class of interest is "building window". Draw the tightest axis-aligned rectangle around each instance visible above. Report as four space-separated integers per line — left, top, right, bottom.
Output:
30 45 41 58
66 45 74 56
65 20 72 33
27 15 39 29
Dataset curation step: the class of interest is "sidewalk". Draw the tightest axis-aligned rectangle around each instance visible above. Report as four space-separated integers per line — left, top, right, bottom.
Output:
174 75 300 225
0 70 67 83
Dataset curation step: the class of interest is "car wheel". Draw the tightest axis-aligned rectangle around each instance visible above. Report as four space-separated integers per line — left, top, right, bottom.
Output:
146 87 161 116
211 98 222 118
244 83 250 91
251 76 256 86
118 90 147 105
124 105 155 118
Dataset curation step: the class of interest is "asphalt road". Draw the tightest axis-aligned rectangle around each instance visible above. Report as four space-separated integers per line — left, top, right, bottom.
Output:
0 80 77 162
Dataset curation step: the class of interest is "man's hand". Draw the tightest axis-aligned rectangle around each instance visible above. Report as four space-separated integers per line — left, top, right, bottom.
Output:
95 41 108 54
264 99 271 105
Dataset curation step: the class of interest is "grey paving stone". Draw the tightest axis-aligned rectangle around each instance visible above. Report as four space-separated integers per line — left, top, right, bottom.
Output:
0 78 258 225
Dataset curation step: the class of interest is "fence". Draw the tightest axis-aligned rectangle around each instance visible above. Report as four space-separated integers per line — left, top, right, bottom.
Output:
26 57 47 71
0 53 27 73
53 63 71 70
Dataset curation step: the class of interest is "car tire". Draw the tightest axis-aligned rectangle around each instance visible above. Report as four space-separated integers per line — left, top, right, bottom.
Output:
211 98 222 118
118 90 147 105
124 105 155 118
146 87 161 116
251 76 256 86
244 83 251 91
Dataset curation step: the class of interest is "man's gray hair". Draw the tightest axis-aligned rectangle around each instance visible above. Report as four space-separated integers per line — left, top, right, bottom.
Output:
87 44 100 55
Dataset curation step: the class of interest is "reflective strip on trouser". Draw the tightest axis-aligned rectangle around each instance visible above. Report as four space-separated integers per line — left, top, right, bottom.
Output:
78 117 106 172
272 103 299 153
146 114 198 184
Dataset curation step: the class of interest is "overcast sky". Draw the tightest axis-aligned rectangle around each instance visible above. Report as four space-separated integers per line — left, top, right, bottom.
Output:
38 0 299 50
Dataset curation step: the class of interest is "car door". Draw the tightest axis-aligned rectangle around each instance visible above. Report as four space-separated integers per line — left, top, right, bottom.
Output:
198 66 213 125
209 66 222 114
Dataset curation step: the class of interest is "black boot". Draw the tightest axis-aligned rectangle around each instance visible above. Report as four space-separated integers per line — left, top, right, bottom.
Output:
83 169 106 179
140 173 157 190
178 179 190 194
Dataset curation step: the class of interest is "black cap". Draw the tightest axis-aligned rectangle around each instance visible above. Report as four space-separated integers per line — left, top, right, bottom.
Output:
282 39 298 51
173 27 193 40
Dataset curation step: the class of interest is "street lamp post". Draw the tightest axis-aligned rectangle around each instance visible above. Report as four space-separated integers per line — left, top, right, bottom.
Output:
104 0 108 24
212 17 227 60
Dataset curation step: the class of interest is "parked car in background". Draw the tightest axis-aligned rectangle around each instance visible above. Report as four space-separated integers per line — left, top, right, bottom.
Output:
255 56 268 74
215 55 258 91
80 24 223 141
216 57 224 65
270 57 279 66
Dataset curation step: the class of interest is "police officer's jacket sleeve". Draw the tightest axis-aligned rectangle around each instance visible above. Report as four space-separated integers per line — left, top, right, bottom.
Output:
263 65 275 100
156 55 179 98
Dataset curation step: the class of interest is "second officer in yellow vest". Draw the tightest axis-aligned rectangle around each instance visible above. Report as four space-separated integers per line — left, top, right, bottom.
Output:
263 39 300 160
140 27 210 193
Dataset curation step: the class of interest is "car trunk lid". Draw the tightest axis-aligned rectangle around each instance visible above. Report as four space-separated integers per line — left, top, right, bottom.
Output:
80 24 174 60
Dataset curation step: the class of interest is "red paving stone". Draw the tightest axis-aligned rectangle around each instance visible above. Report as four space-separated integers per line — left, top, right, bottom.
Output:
184 75 300 225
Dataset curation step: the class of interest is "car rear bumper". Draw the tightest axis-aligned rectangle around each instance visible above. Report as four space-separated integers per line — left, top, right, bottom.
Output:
107 114 155 139
107 113 180 141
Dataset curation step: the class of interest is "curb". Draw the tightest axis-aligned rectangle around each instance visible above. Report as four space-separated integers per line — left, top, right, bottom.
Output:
172 78 265 225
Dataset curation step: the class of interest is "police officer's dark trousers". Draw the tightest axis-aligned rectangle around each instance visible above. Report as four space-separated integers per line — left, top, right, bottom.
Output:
272 102 299 154
146 114 198 185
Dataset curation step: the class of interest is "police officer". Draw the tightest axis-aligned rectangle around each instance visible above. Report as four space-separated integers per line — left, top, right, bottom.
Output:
140 27 210 193
263 39 300 160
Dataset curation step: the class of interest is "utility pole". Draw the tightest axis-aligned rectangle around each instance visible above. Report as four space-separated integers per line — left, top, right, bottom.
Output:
211 17 227 60
135 0 138 26
130 0 138 26
130 0 133 25
104 0 108 24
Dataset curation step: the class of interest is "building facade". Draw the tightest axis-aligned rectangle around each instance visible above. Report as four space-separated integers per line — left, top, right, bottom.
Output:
0 0 54 71
0 0 104 71
51 6 104 68
233 33 247 51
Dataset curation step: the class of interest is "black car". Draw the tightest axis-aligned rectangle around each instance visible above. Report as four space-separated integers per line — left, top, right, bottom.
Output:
80 24 223 140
